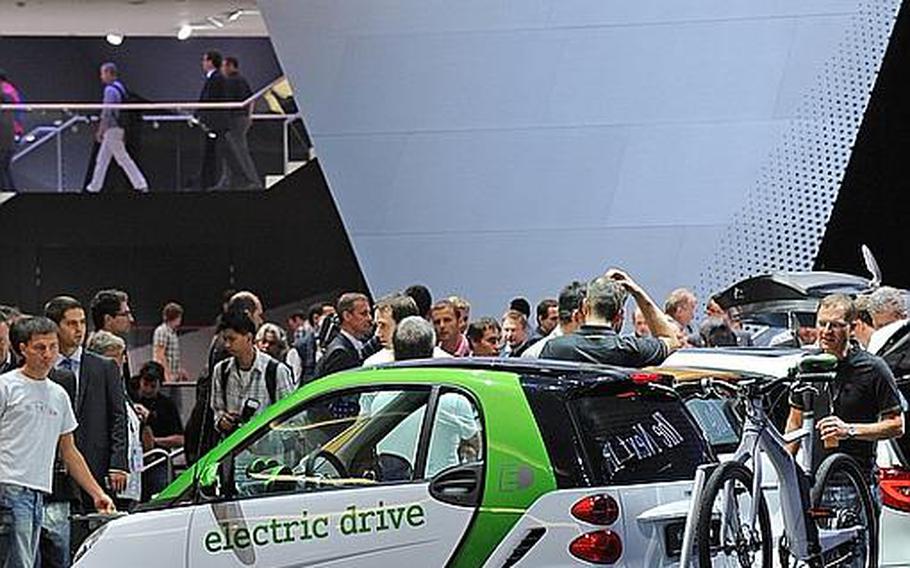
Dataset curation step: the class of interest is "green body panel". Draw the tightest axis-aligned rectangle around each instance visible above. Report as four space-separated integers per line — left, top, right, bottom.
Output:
153 366 557 565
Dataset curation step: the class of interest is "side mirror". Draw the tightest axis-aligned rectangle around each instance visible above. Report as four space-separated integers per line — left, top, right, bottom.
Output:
197 459 236 500
797 353 838 374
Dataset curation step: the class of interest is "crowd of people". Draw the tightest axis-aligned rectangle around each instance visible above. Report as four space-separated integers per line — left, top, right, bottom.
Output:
0 49 262 193
0 268 907 567
0 292 184 567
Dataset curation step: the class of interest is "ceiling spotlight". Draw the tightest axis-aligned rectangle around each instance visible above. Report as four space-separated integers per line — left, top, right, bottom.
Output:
105 33 124 46
206 16 224 28
177 24 193 40
227 9 243 21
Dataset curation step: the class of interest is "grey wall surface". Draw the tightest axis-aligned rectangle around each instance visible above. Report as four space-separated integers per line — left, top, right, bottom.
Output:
259 0 899 319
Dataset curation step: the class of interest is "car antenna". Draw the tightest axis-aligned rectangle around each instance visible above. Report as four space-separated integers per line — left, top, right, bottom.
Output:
861 244 882 288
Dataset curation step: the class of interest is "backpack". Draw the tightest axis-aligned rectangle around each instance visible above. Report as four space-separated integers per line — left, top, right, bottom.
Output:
184 353 280 464
110 82 142 132
219 358 280 406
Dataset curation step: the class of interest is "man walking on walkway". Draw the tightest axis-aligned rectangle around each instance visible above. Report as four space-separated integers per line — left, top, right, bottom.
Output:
85 63 148 193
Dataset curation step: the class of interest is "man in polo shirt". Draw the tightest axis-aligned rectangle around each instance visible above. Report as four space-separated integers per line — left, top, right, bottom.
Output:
540 268 680 367
0 317 114 567
787 294 904 488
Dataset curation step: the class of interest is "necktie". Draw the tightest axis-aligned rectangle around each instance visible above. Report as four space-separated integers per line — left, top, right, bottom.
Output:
59 358 73 371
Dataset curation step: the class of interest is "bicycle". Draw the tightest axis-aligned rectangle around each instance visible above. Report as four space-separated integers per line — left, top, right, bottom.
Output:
679 354 877 568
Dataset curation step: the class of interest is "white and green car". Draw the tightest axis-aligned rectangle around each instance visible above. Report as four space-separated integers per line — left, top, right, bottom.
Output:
74 358 715 567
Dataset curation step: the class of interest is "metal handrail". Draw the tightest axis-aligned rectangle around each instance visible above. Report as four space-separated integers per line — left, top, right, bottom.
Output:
0 76 287 112
142 446 185 485
11 115 89 164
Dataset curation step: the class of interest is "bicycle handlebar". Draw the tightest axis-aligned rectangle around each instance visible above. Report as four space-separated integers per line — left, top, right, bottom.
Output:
699 368 836 399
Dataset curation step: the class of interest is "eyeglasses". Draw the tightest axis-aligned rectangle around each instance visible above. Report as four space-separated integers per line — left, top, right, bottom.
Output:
817 320 849 330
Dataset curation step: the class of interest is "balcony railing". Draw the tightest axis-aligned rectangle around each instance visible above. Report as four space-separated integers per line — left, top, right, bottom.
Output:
1 76 312 192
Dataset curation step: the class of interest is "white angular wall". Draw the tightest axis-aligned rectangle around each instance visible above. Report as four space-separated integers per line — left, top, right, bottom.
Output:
259 0 898 318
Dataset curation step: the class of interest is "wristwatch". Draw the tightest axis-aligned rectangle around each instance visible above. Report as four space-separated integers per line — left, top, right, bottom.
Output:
847 424 858 439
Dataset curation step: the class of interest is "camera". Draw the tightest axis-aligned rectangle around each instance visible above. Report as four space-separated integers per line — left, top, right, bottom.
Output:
240 398 261 423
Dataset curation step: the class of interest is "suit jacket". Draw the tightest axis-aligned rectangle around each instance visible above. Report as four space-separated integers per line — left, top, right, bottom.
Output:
198 70 229 131
72 351 129 482
48 367 80 502
314 333 362 379
0 352 18 375
224 73 253 120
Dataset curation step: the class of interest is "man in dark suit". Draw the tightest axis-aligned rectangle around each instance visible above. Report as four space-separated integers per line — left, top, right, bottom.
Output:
213 56 262 190
314 293 375 379
89 288 134 381
198 50 228 190
45 296 128 492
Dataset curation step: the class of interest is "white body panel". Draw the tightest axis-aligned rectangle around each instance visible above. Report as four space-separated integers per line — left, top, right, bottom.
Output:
484 481 693 567
73 507 191 567
74 483 473 567
186 483 471 567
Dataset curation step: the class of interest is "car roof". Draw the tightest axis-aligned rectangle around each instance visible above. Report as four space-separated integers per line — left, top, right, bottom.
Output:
662 346 811 378
373 356 661 392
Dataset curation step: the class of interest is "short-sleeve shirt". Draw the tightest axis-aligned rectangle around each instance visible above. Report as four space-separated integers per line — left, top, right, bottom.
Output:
427 393 480 477
539 324 669 367
789 347 903 474
153 323 181 377
0 370 78 493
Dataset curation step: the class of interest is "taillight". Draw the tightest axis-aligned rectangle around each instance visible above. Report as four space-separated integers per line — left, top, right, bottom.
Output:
571 494 620 525
879 466 910 512
569 530 622 564
630 372 662 385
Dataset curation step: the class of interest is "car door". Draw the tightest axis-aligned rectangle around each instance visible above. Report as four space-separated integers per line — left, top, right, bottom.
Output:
186 385 485 567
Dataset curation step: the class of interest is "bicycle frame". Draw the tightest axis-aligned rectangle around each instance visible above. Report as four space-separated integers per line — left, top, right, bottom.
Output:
679 381 865 566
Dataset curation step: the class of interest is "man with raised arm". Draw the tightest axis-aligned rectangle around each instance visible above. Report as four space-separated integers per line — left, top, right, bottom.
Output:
540 268 680 366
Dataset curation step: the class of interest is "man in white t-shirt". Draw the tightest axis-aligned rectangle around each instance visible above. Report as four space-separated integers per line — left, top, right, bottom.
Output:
0 317 114 567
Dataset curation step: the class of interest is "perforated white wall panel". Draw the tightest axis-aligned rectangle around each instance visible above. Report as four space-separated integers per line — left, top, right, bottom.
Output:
698 0 901 299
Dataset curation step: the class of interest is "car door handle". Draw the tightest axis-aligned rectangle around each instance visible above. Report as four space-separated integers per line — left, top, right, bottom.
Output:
428 463 483 507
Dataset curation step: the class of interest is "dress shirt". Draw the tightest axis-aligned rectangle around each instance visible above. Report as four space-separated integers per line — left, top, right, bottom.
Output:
56 346 83 393
340 330 365 357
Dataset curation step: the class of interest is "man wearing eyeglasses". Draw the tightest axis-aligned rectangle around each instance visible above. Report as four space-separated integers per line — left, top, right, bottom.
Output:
786 294 904 513
90 289 135 381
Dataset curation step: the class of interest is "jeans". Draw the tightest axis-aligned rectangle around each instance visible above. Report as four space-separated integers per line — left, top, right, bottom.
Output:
37 502 70 568
0 484 44 568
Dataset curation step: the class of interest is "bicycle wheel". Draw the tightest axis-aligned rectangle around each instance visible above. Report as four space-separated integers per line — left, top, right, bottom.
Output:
694 461 772 567
810 453 877 568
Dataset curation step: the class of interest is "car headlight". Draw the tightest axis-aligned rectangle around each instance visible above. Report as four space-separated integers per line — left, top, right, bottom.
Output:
73 523 110 564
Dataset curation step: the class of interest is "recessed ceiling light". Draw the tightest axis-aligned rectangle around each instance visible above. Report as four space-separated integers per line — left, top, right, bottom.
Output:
227 9 242 22
206 16 224 28
105 33 124 46
177 24 193 40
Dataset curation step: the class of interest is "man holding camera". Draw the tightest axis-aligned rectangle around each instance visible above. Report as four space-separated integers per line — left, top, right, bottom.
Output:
210 309 294 437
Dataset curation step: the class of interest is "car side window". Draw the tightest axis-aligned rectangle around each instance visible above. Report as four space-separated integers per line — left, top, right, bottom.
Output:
425 391 483 478
230 388 429 497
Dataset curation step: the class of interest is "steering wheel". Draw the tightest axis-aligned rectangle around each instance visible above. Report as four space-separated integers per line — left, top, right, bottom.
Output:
304 449 349 487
